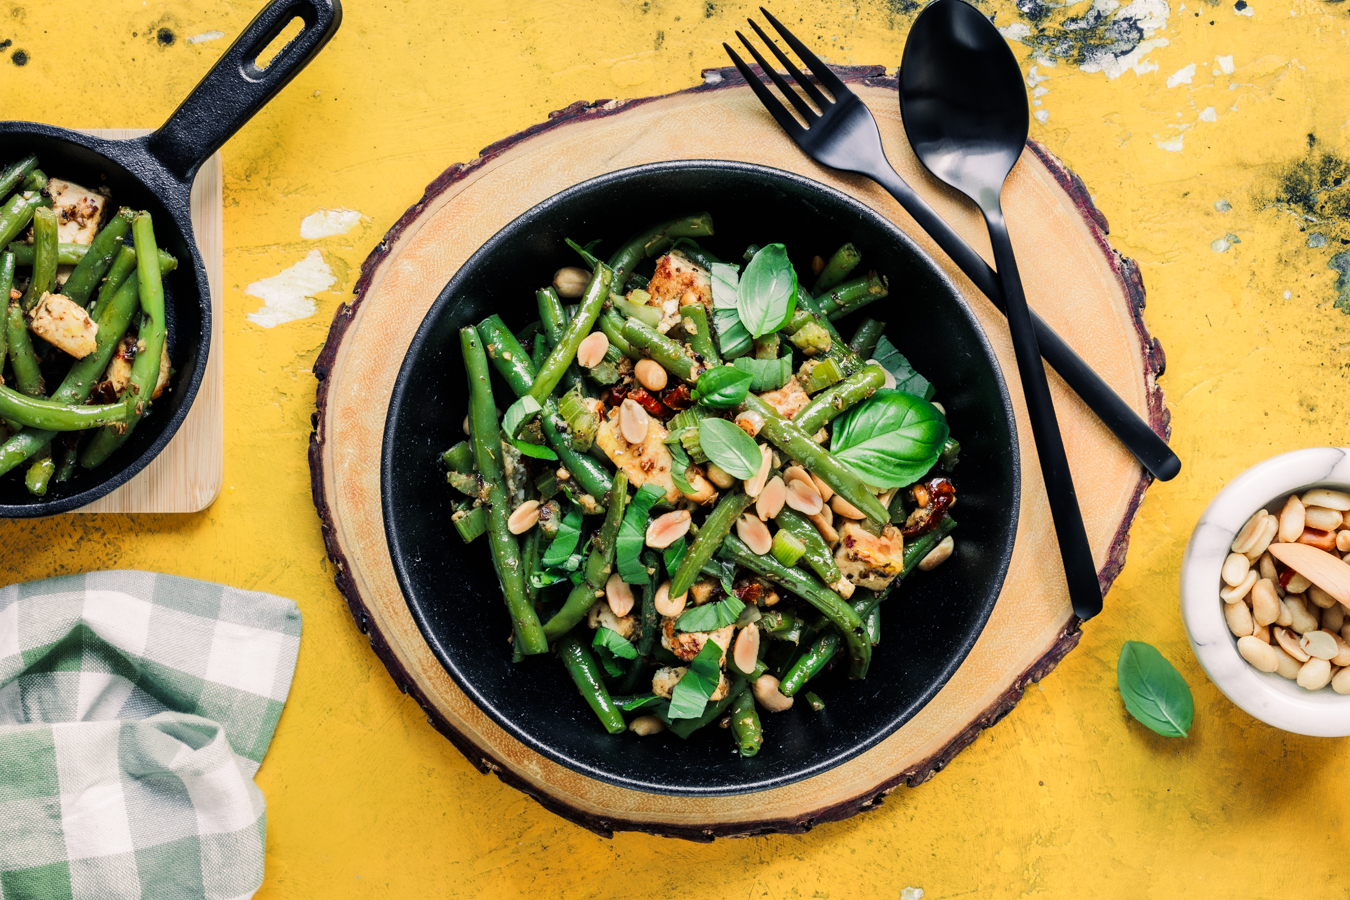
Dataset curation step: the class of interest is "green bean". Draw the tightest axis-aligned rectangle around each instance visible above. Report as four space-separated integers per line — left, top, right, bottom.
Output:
774 507 842 584
476 315 613 501
558 632 626 734
535 287 583 392
0 253 12 372
0 384 129 431
864 603 881 646
669 238 722 271
79 214 169 468
542 470 629 642
598 308 640 360
848 317 886 359
92 246 138 313
5 242 87 266
820 271 889 321
679 304 720 368
670 490 752 597
459 326 547 653
452 505 488 543
620 316 699 382
53 440 77 484
5 302 43 396
0 274 142 476
759 608 806 644
620 550 662 694
529 265 612 405
805 692 825 711
720 533 871 678
58 208 134 307
606 213 714 292
21 207 58 311
938 437 960 472
556 384 599 452
0 192 49 248
729 684 763 756
523 526 543 604
0 154 38 199
668 676 747 739
21 169 47 193
794 363 887 436
813 242 862 294
24 446 53 497
743 394 888 525
780 630 839 696
442 440 473 472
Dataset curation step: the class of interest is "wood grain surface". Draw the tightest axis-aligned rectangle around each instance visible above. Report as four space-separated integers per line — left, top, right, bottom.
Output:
311 67 1166 838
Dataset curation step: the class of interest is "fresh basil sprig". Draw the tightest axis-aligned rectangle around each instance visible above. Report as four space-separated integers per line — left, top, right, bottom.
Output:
711 262 752 359
616 483 666 584
667 638 725 720
675 596 745 633
693 366 753 409
698 418 761 480
1117 641 1194 738
830 389 949 489
872 336 936 400
737 244 798 337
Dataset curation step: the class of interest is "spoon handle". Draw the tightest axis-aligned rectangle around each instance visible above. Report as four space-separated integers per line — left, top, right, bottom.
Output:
867 164 1179 483
982 205 1103 620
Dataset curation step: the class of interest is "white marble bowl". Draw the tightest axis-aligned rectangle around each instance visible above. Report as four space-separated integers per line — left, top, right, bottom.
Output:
1180 447 1350 736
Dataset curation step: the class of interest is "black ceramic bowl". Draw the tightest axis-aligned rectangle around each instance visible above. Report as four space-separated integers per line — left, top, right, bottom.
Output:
383 161 1019 796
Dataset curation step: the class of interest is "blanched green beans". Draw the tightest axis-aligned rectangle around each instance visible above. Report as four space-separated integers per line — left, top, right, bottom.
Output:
774 507 842 584
820 271 889 321
0 154 38 199
729 686 763 756
0 385 129 431
542 470 629 642
669 490 753 597
5 302 43 397
794 362 887 435
59 208 133 307
620 316 699 382
461 325 548 656
848 318 886 359
0 192 48 248
780 630 838 696
529 265 612 405
743 394 889 524
679 304 720 368
21 207 58 311
812 242 862 293
558 633 626 734
606 213 714 292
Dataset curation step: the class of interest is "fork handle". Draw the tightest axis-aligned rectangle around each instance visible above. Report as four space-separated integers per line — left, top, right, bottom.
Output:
866 164 1180 483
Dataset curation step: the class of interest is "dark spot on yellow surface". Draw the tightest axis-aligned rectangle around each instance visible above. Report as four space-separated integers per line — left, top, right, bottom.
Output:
1234 0 1248 10
0 39 9 51
654 30 664 50
704 1 716 17
1267 149 1350 232
10 49 25 65
157 27 175 46
1331 253 1350 313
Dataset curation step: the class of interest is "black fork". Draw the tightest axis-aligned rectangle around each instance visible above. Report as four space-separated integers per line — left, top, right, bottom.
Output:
725 9 1180 483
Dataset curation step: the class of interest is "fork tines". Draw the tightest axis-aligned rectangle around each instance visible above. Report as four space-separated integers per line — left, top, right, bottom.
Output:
723 8 850 133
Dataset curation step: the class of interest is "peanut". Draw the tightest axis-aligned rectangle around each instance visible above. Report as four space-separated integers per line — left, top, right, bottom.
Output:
1232 510 1269 555
576 331 610 369
919 535 955 571
628 714 666 736
1304 505 1345 532
1259 552 1279 584
606 573 635 617
1278 494 1306 543
784 476 824 516
1285 594 1320 634
733 623 760 675
1272 643 1304 680
1332 666 1350 695
654 580 688 618
1220 569 1257 604
1299 629 1338 661
1221 552 1251 587
1251 578 1281 626
1296 657 1333 690
810 472 834 503
1286 572 1312 594
756 476 787 520
507 500 541 535
736 513 774 556
634 358 668 392
619 398 650 444
1338 530 1350 553
1224 600 1254 638
1301 488 1350 511
1322 603 1344 633
1237 636 1280 673
743 444 772 499
705 462 735 489
646 510 692 548
1307 584 1339 609
552 266 591 298
830 494 865 520
1275 626 1311 662
1245 514 1279 561
734 410 764 437
751 674 794 713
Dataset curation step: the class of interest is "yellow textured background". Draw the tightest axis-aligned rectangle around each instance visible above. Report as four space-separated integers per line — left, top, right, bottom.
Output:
2 0 1349 896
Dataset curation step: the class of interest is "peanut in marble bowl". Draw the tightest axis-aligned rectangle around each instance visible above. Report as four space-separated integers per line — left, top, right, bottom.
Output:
1180 447 1350 736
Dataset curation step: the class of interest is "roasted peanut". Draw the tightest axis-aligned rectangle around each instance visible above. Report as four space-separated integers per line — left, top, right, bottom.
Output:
1322 603 1344 633
1231 510 1269 555
1304 506 1345 532
1278 494 1306 543
919 536 955 571
1285 594 1320 634
1275 626 1311 662
606 573 635 617
705 462 736 489
752 674 794 712
1297 657 1333 690
1308 585 1339 610
1259 552 1279 583
552 266 591 298
619 398 650 444
1298 528 1339 553
1299 629 1338 661
576 331 610 369
1251 578 1281 626
646 510 692 548
654 580 688 617
830 494 865 520
1337 530 1350 553
1301 488 1350 511
628 714 666 736
756 476 787 520
1286 572 1312 594
1332 666 1350 695
507 500 541 534
1238 636 1280 673
733 623 760 675
1246 515 1279 561
743 444 773 499
1220 570 1258 604
1224 600 1255 638
1272 643 1304 680
1222 552 1251 587
736 513 774 555
633 358 668 392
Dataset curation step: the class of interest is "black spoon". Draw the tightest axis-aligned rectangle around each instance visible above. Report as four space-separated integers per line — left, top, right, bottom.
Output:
899 0 1102 620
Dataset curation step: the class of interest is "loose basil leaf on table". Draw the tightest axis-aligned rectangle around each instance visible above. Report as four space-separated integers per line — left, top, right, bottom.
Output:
675 596 745 633
693 366 753 409
1117 641 1194 738
736 243 798 338
666 638 725 720
830 389 949 489
616 483 666 584
711 262 752 359
872 335 936 400
698 418 761 480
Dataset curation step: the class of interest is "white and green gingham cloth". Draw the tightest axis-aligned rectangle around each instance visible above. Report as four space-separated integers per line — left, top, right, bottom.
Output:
0 570 301 900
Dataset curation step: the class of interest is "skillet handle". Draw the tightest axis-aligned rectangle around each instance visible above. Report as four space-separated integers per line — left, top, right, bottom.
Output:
143 0 342 184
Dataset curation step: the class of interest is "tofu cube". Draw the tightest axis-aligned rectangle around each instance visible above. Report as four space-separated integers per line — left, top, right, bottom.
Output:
47 179 109 245
29 293 98 359
643 250 712 334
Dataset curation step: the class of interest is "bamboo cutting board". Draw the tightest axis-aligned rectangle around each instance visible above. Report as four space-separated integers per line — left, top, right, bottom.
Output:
310 66 1168 839
71 129 224 514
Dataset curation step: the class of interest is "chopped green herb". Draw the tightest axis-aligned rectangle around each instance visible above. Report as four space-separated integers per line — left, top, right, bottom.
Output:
675 596 745 633
617 483 666 584
667 638 725 720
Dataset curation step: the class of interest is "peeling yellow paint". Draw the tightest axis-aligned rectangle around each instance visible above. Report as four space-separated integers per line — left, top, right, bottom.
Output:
1 0 1349 897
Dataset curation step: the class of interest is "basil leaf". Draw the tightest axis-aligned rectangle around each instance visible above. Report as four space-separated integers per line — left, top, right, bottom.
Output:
737 244 798 338
1117 641 1194 738
502 396 541 439
698 418 761 480
666 439 697 495
667 638 725 720
612 692 666 712
693 366 753 409
540 506 584 568
675 596 745 633
872 336 935 400
593 626 638 678
830 389 949 489
733 352 792 391
711 262 752 358
508 437 558 461
702 558 738 597
663 537 688 577
617 483 666 583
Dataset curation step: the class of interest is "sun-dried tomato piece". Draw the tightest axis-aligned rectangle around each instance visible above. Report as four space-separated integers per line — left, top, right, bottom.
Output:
661 383 694 411
900 476 956 537
626 386 667 417
606 382 631 408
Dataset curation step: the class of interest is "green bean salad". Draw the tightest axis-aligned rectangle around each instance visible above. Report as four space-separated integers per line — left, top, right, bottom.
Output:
0 153 177 494
446 213 961 755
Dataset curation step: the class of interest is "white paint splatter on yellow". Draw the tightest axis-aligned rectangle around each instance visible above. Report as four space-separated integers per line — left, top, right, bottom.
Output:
300 209 362 240
245 251 335 328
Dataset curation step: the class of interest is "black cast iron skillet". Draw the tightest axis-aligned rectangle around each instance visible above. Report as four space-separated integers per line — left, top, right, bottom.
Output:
383 161 1021 796
0 0 341 517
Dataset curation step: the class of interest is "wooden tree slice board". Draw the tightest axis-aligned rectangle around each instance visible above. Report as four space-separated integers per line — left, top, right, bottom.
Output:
72 129 224 514
309 66 1167 839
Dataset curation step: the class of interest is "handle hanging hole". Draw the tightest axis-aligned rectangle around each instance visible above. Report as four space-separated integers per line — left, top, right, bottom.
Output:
250 16 305 73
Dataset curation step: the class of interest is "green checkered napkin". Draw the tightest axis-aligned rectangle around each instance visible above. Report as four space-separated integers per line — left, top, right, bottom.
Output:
0 570 302 900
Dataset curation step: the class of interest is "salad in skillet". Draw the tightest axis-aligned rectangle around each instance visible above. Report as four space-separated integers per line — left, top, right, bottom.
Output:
444 213 960 755
0 152 177 494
